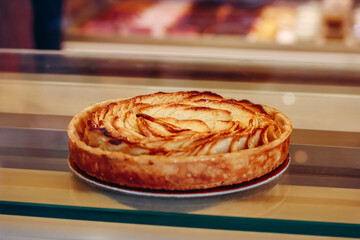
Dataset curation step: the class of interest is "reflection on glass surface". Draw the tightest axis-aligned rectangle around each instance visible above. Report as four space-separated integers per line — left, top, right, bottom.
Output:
68 169 290 214
282 92 296 106
294 150 308 164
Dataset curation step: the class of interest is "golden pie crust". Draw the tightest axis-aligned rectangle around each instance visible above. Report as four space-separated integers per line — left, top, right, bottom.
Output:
68 91 292 191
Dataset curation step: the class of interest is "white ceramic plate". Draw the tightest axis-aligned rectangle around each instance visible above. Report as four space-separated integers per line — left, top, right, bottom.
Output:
69 155 290 198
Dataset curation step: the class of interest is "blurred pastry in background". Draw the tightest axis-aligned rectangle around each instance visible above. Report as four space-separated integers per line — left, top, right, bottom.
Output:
322 0 353 39
249 5 297 44
295 2 321 42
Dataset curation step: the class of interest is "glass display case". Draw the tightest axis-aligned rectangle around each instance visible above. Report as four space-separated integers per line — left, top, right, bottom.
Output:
0 48 359 239
63 0 360 53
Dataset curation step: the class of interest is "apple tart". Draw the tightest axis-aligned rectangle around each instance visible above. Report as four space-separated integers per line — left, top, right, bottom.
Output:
68 91 292 191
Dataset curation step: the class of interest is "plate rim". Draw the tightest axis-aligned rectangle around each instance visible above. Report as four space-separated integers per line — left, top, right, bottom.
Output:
68 154 290 198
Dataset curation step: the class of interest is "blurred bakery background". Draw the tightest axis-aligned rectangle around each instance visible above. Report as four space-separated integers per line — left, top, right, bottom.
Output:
1 0 360 52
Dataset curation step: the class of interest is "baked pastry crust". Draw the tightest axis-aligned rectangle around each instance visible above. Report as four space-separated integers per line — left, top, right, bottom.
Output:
68 91 292 191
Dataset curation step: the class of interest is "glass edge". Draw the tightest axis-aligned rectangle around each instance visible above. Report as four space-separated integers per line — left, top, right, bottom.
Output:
0 200 359 238
1 48 360 68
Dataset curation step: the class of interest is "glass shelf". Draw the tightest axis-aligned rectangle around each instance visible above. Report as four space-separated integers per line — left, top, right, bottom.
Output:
0 50 359 239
